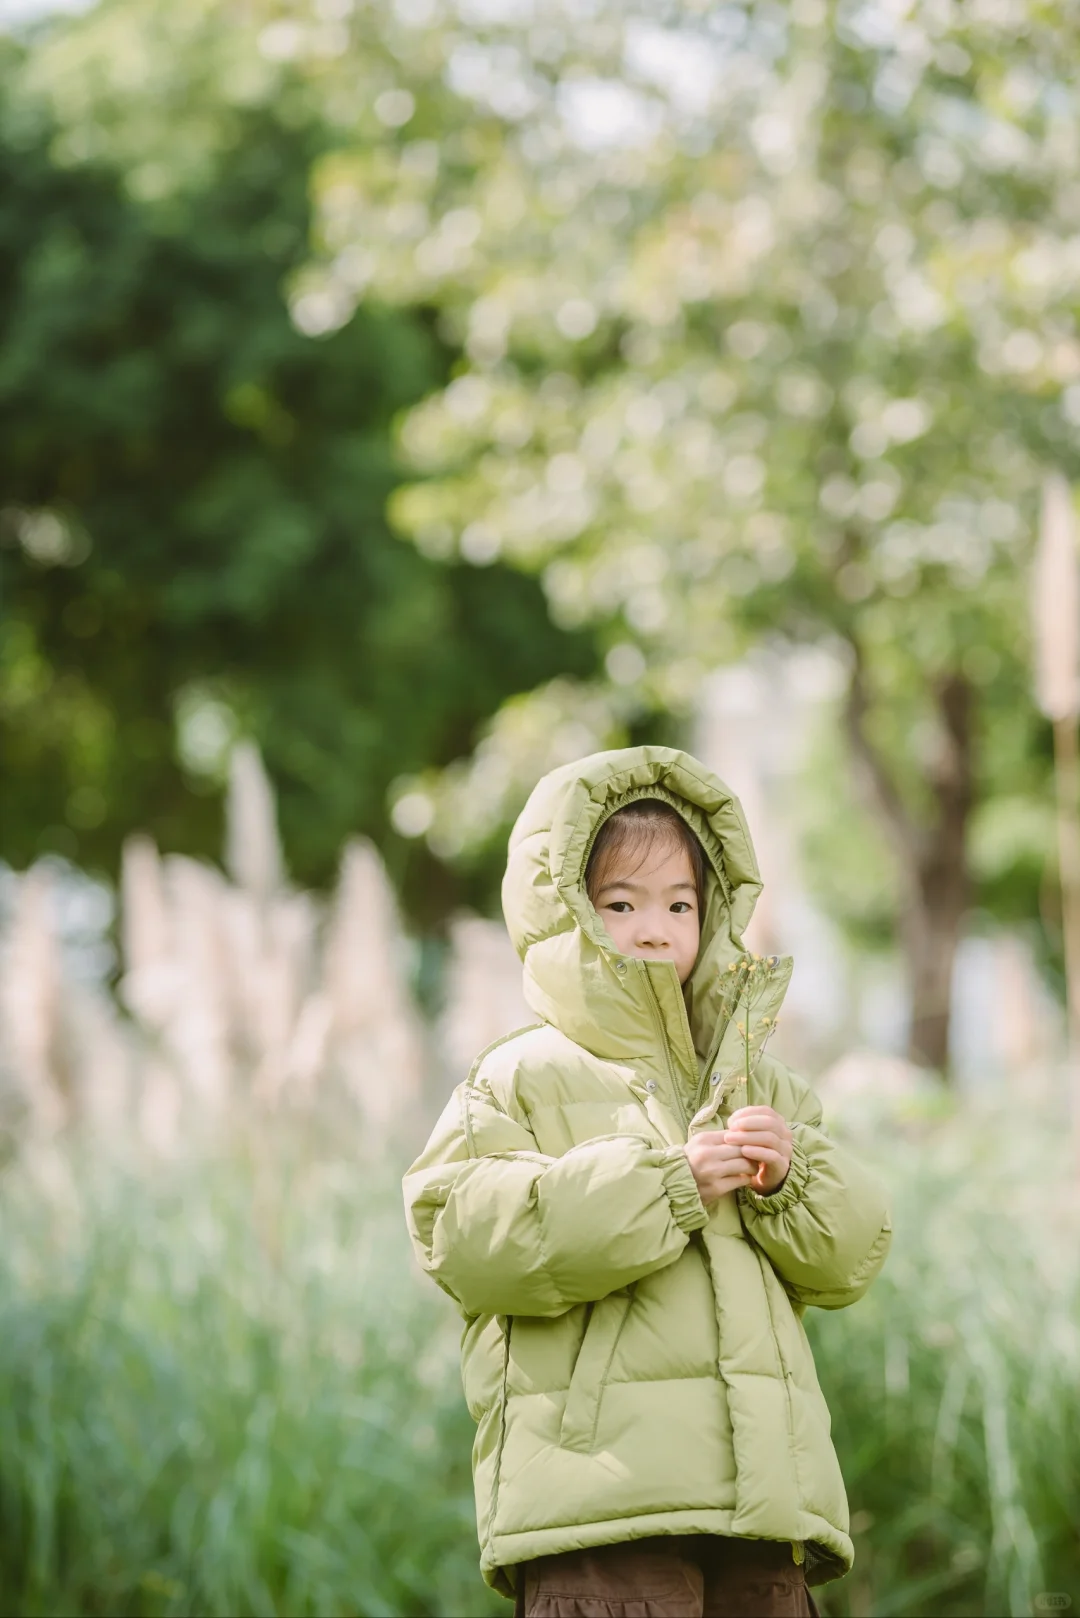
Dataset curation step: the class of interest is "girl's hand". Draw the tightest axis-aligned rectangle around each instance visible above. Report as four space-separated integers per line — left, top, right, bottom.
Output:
684 1131 757 1204
724 1106 793 1195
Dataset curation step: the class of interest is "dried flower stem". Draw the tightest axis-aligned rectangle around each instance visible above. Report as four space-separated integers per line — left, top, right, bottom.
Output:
1051 715 1080 1176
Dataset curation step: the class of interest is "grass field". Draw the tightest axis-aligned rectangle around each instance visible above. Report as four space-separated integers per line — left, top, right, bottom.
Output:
0 1094 1077 1618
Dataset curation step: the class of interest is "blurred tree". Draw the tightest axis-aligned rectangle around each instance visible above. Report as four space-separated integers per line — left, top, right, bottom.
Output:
0 21 597 924
293 0 1076 1070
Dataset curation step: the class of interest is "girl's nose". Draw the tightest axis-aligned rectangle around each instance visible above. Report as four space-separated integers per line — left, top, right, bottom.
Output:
635 914 670 949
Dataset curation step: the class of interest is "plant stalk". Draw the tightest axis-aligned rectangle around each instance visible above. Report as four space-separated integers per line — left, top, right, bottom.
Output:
1051 714 1080 1175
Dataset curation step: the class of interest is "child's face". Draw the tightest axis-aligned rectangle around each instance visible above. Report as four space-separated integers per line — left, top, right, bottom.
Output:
591 838 701 985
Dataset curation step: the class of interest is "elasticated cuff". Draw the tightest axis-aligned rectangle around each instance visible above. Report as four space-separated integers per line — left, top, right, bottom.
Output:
737 1138 811 1216
660 1145 709 1233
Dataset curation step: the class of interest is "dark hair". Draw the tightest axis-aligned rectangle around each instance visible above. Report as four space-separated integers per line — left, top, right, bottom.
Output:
585 800 709 912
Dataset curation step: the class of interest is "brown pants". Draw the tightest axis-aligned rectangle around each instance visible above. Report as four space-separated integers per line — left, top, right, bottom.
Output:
512 1536 822 1618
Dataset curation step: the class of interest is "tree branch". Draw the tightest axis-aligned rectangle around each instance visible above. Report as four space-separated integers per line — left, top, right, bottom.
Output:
841 635 921 897
925 671 975 846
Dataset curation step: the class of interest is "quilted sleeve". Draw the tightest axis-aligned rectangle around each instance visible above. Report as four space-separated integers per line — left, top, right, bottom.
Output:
737 1059 892 1310
403 1082 707 1319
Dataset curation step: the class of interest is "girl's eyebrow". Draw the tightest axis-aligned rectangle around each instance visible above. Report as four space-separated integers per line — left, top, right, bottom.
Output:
596 879 698 897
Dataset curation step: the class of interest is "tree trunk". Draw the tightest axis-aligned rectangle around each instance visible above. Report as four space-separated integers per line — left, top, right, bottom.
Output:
843 647 974 1075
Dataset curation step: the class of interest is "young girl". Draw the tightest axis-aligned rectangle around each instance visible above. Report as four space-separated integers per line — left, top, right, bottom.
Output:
404 746 892 1618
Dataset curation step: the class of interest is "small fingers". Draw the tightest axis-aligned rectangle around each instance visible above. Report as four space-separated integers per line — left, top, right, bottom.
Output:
716 1170 756 1194
727 1107 784 1128
701 1141 757 1163
734 1145 785 1164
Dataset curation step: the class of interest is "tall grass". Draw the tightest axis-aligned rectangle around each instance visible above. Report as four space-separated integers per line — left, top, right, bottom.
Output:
0 1121 502 1618
0 1098 1077 1617
811 1097 1080 1618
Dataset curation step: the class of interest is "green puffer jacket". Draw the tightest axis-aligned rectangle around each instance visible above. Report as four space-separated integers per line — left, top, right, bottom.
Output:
403 746 892 1597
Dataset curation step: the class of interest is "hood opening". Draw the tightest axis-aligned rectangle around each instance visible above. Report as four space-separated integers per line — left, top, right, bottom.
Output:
578 784 734 920
502 746 783 1065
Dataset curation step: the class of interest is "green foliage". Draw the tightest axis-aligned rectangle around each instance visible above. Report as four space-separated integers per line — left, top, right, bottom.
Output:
0 1099 1075 1618
4 0 1073 950
293 0 1078 947
0 20 596 918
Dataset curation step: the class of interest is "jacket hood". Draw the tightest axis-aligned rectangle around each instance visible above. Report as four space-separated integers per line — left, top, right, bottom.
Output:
502 745 791 1074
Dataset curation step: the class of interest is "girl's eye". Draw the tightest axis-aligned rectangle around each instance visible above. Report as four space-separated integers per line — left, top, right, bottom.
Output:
607 901 632 913
670 902 693 914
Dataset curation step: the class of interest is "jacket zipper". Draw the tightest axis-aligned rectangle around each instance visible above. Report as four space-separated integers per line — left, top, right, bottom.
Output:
691 1062 714 1120
641 969 691 1136
698 1011 733 1115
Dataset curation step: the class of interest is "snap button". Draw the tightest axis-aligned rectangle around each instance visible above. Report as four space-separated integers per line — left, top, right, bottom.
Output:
710 1072 721 1086
615 961 627 975
645 1080 658 1093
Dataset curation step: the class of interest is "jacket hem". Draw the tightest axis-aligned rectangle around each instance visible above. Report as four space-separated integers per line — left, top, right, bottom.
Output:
482 1508 853 1596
